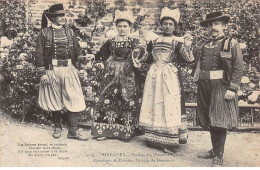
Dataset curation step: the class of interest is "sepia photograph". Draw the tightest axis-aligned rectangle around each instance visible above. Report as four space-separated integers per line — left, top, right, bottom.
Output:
0 0 259 167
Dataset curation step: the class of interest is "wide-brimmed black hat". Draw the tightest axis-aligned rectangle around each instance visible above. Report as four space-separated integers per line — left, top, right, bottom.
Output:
200 11 230 27
48 4 65 15
41 4 65 29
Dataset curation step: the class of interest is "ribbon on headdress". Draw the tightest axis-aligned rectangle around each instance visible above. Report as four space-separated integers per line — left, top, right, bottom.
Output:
41 10 50 29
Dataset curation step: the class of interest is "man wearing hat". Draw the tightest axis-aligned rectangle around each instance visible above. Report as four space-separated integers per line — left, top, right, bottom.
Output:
35 4 86 139
193 11 244 166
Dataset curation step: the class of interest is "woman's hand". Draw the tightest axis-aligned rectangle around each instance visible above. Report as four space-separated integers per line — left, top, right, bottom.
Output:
79 54 96 70
40 75 50 85
79 54 95 63
85 54 95 60
132 48 143 68
183 33 193 47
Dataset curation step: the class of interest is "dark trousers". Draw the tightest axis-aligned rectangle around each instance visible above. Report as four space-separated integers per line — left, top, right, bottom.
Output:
52 111 79 136
210 127 227 158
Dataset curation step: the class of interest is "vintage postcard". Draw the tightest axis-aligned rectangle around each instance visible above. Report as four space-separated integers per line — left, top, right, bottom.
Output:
0 0 259 167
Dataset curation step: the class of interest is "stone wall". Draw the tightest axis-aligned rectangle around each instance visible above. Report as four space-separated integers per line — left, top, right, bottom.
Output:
27 0 189 50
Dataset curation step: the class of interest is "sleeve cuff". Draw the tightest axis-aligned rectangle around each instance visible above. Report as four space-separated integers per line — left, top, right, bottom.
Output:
36 67 46 76
180 45 195 63
228 82 240 93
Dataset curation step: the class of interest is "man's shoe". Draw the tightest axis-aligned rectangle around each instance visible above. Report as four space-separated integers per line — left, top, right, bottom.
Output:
67 130 79 140
67 134 88 141
197 149 215 159
52 128 62 138
212 156 223 167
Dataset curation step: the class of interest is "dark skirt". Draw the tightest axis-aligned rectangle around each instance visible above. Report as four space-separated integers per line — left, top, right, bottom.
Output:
197 79 238 130
91 60 141 140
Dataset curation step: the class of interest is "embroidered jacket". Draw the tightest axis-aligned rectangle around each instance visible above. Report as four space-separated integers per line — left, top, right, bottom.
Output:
193 37 244 92
35 26 82 70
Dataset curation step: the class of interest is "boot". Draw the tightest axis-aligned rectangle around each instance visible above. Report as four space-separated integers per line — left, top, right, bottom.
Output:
197 128 216 159
212 155 223 167
212 127 226 167
211 127 219 158
52 111 62 138
67 112 79 139
212 147 224 167
197 148 215 159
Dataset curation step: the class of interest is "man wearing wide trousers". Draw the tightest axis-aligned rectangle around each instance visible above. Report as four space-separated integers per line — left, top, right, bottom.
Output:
35 4 86 139
193 11 244 166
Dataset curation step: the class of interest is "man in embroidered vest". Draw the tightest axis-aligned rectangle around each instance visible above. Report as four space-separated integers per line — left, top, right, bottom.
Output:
35 4 86 140
193 11 244 166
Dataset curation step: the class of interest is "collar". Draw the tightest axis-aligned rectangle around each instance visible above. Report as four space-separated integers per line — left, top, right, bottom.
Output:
52 24 63 29
115 35 130 41
162 32 173 37
205 33 225 48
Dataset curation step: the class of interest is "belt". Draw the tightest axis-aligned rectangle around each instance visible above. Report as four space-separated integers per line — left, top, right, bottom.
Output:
199 70 224 80
52 59 72 67
154 60 174 67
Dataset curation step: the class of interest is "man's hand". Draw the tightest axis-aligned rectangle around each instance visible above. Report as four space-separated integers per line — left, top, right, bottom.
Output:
40 75 50 85
224 90 236 100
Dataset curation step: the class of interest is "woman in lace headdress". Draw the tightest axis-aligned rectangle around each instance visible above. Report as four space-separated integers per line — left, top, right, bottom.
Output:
136 7 194 153
91 10 145 141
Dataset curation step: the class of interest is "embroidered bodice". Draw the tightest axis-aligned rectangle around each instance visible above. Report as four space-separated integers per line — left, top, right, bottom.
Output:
111 36 135 61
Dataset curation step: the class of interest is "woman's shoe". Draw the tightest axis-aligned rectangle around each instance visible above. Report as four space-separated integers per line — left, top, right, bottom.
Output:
179 134 188 144
96 137 107 141
67 134 79 139
77 128 88 141
162 148 174 154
